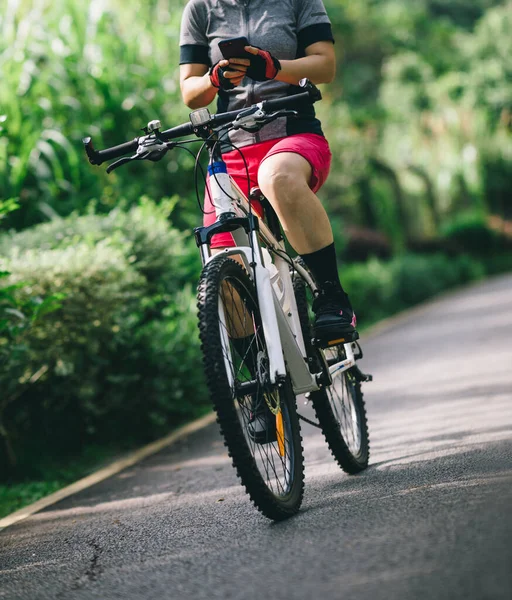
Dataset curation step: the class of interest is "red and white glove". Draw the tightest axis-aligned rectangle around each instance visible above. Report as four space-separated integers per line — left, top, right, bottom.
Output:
246 46 281 82
209 61 236 91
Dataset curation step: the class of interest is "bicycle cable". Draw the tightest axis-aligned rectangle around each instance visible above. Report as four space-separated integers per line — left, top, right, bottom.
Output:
209 132 257 269
169 143 212 216
194 138 215 216
191 125 251 217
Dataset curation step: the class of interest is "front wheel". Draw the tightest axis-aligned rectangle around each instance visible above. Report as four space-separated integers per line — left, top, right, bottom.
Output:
293 266 370 474
197 255 304 520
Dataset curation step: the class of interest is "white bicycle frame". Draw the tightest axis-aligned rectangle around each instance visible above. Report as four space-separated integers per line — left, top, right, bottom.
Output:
200 171 357 395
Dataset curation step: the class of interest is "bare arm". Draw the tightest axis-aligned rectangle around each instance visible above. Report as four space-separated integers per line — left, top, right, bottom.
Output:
180 61 248 109
179 40 335 108
245 41 336 86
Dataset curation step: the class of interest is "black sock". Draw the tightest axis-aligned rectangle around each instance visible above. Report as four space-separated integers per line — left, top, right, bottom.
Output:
300 243 350 305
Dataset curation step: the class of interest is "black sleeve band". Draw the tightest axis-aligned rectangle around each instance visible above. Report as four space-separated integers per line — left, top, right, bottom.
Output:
297 23 335 51
179 44 210 66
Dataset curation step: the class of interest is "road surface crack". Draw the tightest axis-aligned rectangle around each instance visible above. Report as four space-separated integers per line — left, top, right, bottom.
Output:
57 540 104 596
82 541 103 583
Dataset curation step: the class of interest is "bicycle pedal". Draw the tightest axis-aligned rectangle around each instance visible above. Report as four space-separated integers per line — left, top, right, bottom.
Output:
312 329 359 348
352 365 373 383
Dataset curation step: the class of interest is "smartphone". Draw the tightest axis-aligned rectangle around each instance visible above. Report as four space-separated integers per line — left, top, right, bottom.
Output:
218 36 251 60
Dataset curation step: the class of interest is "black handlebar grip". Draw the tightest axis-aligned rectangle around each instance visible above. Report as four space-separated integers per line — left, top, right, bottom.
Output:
83 136 139 166
261 91 313 113
160 121 194 141
83 137 102 165
97 139 139 162
213 89 317 128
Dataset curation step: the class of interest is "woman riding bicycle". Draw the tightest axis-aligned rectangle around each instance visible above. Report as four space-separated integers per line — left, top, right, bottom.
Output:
179 0 357 344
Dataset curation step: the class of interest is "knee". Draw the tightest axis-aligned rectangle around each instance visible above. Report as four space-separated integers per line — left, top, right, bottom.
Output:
258 162 303 198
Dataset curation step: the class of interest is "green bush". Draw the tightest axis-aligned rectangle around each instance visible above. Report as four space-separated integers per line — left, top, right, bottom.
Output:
440 211 511 255
1 192 65 469
0 197 202 287
342 252 485 324
389 253 482 306
342 258 395 322
0 200 207 480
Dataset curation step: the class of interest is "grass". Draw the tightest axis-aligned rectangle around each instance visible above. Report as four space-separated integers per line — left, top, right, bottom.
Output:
0 444 124 519
0 403 213 520
1 481 68 519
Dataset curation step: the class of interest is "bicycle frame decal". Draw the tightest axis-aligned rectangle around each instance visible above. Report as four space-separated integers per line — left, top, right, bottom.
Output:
329 342 356 379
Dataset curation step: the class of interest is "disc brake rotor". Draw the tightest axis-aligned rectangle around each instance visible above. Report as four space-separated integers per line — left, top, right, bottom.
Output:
256 351 280 415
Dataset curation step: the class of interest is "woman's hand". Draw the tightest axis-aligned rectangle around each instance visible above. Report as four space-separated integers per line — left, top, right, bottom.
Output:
244 46 281 81
234 42 335 86
226 58 250 86
180 57 249 108
210 58 249 90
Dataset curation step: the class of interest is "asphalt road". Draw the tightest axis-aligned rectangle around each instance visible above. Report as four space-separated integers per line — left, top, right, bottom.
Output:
1 274 512 600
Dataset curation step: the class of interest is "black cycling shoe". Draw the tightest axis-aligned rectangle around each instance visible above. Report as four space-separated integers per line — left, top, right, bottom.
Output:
246 393 277 445
312 282 359 346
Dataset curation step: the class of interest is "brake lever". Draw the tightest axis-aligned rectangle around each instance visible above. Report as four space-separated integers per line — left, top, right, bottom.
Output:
106 139 176 174
106 155 140 174
266 109 298 121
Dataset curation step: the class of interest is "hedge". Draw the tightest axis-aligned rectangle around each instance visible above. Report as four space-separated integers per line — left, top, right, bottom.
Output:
341 253 485 326
0 199 207 480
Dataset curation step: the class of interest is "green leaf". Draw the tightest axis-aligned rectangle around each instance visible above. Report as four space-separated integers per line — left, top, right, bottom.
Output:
4 308 26 320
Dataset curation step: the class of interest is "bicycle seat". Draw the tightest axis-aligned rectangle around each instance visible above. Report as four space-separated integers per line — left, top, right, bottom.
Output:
249 187 265 202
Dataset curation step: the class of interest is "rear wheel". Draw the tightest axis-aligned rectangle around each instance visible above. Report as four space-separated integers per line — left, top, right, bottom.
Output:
293 265 369 473
198 255 304 520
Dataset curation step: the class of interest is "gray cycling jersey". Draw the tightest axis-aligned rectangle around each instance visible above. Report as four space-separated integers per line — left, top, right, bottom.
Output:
179 0 334 149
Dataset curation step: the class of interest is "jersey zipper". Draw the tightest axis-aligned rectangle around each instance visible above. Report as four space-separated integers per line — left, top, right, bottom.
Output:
242 0 261 144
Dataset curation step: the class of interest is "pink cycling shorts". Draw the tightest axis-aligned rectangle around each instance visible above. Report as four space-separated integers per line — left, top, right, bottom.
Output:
203 133 332 248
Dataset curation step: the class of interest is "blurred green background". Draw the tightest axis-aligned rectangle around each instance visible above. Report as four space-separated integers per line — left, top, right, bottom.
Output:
1 0 511 516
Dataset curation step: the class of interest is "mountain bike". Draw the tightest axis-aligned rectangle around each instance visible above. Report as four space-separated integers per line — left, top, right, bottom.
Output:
83 79 372 521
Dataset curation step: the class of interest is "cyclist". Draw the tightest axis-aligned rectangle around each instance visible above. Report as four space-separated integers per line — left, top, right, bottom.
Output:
179 0 357 343
180 0 356 442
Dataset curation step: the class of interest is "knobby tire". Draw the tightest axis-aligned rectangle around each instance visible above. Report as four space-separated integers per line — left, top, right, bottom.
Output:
197 255 305 520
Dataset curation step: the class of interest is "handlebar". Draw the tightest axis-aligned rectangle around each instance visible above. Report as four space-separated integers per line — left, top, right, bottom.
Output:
83 80 321 166
83 137 139 166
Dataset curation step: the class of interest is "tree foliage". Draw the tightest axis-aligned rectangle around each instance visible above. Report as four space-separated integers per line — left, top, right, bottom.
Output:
0 0 510 235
